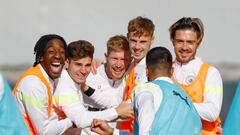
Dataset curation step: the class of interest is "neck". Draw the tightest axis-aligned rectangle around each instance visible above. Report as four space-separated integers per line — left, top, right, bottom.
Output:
133 58 142 64
149 71 170 81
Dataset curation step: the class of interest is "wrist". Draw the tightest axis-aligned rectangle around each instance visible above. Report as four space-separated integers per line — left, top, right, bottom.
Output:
115 107 122 117
108 127 114 135
84 86 95 96
81 83 89 92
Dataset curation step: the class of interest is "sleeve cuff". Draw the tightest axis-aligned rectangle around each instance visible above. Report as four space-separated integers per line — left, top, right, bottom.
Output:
84 87 95 96
103 108 118 121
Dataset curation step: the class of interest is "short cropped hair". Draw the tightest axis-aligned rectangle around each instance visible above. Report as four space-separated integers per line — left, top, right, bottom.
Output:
107 35 129 53
33 34 67 66
169 17 204 44
128 16 155 37
146 46 172 73
67 40 94 60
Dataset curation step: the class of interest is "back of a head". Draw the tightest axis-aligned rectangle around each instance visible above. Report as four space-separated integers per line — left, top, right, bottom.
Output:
169 17 204 44
107 35 129 53
146 46 172 74
128 16 155 37
67 40 95 60
33 34 67 66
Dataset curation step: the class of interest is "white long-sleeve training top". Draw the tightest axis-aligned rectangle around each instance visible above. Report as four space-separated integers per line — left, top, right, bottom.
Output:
14 65 73 135
172 57 223 122
54 69 118 129
84 64 125 108
113 77 172 135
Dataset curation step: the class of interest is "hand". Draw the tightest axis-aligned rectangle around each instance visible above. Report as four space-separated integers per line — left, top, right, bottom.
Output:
115 101 134 120
53 105 66 120
216 126 222 135
91 58 103 75
91 119 113 135
80 82 89 92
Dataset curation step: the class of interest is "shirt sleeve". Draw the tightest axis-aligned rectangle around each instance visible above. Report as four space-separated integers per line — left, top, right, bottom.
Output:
63 102 118 128
134 90 155 135
55 77 118 128
88 89 122 108
193 67 223 122
85 71 123 108
15 76 72 135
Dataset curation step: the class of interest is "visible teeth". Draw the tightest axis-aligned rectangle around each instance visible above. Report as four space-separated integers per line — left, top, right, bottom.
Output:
114 69 121 72
52 62 60 66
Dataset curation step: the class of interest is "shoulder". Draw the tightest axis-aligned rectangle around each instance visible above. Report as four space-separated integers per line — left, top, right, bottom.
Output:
86 65 108 85
205 64 223 83
16 75 48 100
58 69 75 85
133 82 160 95
55 69 77 96
208 65 221 75
18 75 44 92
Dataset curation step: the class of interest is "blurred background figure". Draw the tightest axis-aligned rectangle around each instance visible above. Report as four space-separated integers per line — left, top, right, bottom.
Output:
222 82 240 135
0 73 29 135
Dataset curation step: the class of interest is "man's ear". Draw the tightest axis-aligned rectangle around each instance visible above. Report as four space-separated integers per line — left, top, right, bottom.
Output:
146 67 150 76
104 52 108 61
65 59 69 69
127 33 130 39
39 56 43 62
150 36 155 45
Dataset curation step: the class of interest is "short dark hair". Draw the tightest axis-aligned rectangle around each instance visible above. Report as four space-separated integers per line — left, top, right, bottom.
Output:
67 40 94 60
33 34 67 66
146 46 172 73
169 17 204 44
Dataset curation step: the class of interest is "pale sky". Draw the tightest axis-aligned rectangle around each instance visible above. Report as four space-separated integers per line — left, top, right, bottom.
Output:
0 0 239 66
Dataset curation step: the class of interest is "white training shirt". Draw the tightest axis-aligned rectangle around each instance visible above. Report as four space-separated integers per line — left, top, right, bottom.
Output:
14 65 73 135
84 64 125 108
172 57 223 122
128 57 148 85
54 69 118 129
113 77 172 135
131 77 173 135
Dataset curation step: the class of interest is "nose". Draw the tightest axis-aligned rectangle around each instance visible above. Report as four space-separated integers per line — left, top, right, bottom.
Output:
79 66 87 75
54 51 61 59
115 60 123 68
182 41 188 50
134 42 141 49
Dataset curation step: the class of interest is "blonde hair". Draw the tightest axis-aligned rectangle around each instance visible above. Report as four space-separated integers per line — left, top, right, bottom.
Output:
128 16 155 37
107 35 129 53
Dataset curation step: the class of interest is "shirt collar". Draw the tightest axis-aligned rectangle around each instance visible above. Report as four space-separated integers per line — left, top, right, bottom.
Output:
155 76 174 84
174 57 202 68
39 64 55 87
99 64 123 87
136 57 146 66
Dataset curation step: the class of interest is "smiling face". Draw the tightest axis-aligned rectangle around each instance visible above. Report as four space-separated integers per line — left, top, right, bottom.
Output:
128 32 154 63
173 29 199 64
105 50 131 80
66 57 92 84
40 39 66 79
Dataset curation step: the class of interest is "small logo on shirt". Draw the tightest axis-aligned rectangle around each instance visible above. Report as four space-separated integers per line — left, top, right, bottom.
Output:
185 75 196 84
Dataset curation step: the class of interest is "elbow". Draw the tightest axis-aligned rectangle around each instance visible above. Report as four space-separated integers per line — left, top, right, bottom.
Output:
204 106 221 122
207 113 218 122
